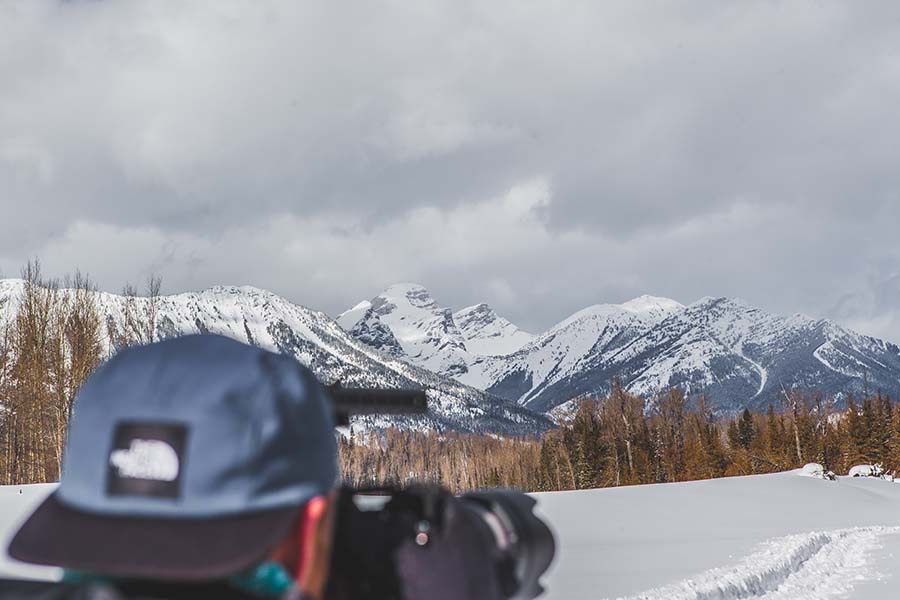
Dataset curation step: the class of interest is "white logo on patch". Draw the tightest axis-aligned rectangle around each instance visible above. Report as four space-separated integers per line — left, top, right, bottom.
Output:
110 439 180 482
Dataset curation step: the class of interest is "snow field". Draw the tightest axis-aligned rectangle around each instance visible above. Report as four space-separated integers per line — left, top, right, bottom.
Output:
535 471 900 600
0 485 60 581
4 471 900 600
625 527 900 600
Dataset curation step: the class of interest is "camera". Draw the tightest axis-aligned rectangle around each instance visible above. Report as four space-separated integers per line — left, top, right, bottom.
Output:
326 484 555 600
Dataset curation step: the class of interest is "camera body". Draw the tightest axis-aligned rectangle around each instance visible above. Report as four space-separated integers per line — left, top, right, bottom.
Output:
326 484 555 600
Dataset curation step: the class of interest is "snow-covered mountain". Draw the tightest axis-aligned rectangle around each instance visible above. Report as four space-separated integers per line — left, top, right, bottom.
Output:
595 297 900 413
338 283 473 376
340 285 900 414
337 283 534 378
0 279 550 435
476 295 686 410
7 276 899 422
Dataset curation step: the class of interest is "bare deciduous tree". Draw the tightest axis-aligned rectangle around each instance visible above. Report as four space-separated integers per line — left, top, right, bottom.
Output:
116 274 163 347
1 261 103 484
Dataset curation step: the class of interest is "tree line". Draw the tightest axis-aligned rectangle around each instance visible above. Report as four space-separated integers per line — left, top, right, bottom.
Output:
339 384 900 493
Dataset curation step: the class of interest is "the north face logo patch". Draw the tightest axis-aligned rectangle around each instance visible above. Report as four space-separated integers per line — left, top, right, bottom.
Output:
107 422 188 499
110 439 180 482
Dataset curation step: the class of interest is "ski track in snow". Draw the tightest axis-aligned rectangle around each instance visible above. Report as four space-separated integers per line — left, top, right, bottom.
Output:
619 526 900 600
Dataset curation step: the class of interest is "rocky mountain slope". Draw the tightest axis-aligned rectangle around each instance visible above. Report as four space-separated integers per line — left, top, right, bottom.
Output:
0 279 551 434
340 285 900 414
337 283 534 377
453 302 535 356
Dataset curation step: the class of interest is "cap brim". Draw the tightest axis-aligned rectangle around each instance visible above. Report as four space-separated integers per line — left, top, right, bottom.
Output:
9 492 300 580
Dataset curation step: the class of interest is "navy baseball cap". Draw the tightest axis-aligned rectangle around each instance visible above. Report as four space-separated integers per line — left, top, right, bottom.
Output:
9 334 337 580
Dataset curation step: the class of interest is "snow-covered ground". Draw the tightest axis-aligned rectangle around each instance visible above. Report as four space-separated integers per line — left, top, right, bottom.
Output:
4 473 900 599
536 471 900 600
0 484 60 582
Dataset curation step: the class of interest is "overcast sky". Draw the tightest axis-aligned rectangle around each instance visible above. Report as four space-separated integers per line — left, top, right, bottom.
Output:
2 1 900 341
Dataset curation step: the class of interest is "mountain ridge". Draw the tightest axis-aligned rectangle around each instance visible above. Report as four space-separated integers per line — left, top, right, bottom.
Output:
0 279 551 435
6 276 899 426
339 285 900 414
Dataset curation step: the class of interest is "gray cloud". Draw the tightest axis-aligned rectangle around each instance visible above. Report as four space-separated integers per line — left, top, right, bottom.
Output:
2 1 900 342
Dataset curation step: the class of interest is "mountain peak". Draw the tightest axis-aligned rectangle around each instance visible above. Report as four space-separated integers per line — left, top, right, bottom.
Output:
384 282 428 292
378 283 437 310
551 296 683 332
691 296 748 309
455 302 491 316
336 300 372 330
204 284 276 298
553 303 630 330
620 295 684 315
342 282 469 375
338 285 534 371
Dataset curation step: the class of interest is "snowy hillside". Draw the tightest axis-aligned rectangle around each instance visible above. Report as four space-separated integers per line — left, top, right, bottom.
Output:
596 297 900 413
488 296 900 413
477 295 685 410
0 280 550 435
5 472 900 599
341 284 900 414
453 303 535 356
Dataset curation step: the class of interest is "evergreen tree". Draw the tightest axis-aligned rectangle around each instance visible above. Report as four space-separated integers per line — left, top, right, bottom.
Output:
845 397 868 466
738 408 755 449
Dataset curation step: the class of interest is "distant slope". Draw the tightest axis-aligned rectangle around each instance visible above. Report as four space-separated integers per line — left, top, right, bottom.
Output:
478 295 686 411
0 280 550 435
594 297 900 413
494 296 900 413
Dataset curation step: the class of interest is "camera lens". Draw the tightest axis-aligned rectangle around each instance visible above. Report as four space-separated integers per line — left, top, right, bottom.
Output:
460 491 556 600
